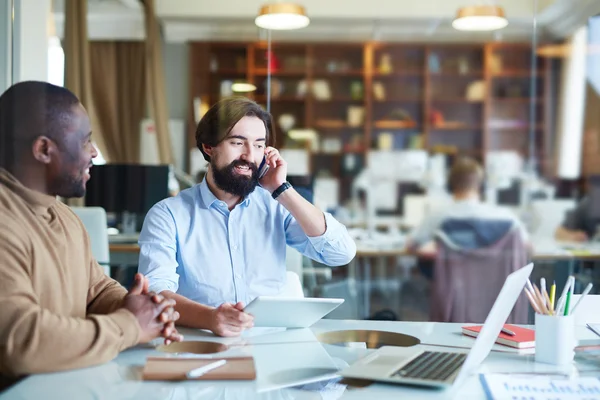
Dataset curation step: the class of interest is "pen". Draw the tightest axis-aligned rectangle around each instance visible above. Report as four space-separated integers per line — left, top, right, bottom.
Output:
556 276 574 315
540 278 547 306
186 359 227 379
563 288 572 316
524 287 542 314
549 281 556 312
526 279 536 299
533 284 550 315
570 283 594 314
542 287 554 316
501 327 516 336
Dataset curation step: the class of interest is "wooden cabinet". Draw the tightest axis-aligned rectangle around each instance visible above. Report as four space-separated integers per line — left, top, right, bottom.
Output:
188 41 555 196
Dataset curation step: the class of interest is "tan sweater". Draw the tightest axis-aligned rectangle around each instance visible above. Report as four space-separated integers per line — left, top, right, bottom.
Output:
0 169 140 376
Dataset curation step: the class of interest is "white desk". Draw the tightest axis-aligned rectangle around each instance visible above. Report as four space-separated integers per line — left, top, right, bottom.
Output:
2 320 600 399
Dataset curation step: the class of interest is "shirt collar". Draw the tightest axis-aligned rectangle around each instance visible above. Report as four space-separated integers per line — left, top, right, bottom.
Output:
454 198 480 206
198 178 253 210
0 168 57 216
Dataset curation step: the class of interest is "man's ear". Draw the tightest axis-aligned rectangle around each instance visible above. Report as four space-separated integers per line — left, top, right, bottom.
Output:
202 143 213 159
31 136 56 165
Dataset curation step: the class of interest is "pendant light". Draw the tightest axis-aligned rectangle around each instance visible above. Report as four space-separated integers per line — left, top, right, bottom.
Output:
452 5 508 31
255 2 310 30
231 82 257 93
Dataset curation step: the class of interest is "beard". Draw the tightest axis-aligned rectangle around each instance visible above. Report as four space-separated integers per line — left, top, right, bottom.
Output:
55 172 86 198
212 158 259 198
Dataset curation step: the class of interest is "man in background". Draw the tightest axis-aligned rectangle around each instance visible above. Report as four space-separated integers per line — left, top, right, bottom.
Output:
407 157 529 256
0 81 181 379
555 195 599 242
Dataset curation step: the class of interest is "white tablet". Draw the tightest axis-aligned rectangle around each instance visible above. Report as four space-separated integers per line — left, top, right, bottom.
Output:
244 296 344 328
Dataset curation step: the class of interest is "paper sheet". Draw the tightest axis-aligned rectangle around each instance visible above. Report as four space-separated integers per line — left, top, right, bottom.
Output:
480 374 600 400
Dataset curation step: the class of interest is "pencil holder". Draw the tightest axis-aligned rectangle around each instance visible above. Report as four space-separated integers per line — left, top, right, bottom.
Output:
534 313 576 366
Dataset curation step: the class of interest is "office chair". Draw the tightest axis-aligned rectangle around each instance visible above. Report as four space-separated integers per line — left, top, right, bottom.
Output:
70 207 111 277
430 218 529 324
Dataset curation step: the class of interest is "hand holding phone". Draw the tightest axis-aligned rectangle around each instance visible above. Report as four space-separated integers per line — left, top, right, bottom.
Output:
258 155 269 179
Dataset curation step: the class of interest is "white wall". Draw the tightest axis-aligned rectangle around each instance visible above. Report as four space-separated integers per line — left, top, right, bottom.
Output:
556 26 588 179
0 0 12 92
12 0 50 83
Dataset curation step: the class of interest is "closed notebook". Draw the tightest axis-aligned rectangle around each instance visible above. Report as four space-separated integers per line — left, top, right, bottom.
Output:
142 357 256 381
462 324 535 349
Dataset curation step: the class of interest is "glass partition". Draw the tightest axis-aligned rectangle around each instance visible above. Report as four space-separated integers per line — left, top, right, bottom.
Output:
6 0 599 324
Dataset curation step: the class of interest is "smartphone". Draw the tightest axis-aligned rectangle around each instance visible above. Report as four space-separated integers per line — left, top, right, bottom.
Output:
258 155 269 179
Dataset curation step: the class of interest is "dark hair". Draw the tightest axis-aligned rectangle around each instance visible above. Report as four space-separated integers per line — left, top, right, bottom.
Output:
195 96 275 162
448 156 484 193
0 81 80 167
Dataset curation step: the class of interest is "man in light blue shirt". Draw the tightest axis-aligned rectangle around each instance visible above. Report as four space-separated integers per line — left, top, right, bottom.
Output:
138 97 356 337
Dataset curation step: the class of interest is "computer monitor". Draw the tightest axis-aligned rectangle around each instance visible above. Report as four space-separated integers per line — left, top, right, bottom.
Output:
85 164 170 232
287 175 314 204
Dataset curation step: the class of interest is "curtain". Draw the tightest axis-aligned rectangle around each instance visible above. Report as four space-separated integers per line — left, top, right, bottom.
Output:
63 0 110 163
90 42 146 163
582 83 600 176
582 16 600 176
142 0 174 165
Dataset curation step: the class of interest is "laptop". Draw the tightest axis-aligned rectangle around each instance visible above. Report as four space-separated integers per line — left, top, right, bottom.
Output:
244 296 344 328
340 262 534 389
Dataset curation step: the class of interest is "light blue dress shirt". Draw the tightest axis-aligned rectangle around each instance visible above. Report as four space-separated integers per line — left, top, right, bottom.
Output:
138 179 356 307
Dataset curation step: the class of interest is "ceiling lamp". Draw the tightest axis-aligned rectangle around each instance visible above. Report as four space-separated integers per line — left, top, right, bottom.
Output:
231 82 257 93
452 5 508 31
255 3 310 30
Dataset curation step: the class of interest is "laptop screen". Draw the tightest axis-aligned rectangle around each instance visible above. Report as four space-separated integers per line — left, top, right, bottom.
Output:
454 263 534 385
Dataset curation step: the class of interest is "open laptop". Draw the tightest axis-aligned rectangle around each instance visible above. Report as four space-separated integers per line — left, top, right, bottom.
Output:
340 263 534 389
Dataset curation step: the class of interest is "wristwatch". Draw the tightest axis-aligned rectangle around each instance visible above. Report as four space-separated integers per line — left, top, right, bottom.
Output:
272 181 292 200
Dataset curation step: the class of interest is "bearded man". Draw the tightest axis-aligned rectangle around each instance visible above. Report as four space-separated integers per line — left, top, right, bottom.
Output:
137 97 356 337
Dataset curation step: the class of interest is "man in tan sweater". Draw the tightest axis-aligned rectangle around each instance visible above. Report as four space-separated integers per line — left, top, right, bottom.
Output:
0 81 182 378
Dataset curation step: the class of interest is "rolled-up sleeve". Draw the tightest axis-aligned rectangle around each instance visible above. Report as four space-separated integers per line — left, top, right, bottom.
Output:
285 212 356 266
138 202 180 294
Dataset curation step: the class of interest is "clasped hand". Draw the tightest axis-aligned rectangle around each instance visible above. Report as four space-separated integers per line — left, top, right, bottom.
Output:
122 273 183 345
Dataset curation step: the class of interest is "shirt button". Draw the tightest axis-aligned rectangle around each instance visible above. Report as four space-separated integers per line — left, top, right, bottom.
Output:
235 273 241 279
233 245 238 250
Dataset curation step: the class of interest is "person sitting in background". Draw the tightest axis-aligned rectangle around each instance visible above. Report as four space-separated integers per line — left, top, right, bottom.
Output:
138 96 356 337
407 156 529 255
0 81 182 379
555 196 597 242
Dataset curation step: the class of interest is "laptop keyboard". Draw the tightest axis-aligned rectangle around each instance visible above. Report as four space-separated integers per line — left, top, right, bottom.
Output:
391 351 467 382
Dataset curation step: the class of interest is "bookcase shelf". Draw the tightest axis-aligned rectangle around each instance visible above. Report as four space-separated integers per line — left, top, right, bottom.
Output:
188 40 555 201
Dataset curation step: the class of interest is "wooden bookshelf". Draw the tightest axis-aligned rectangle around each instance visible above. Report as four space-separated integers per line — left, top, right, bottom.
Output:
188 41 556 200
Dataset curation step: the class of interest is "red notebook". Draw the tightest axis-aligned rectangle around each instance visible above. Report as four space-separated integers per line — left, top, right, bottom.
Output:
462 324 535 349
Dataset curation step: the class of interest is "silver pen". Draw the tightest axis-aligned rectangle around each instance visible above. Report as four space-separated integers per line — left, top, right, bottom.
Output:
501 327 516 336
186 359 227 379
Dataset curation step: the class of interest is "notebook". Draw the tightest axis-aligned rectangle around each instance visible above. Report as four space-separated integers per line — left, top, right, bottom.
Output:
142 356 256 381
462 324 535 349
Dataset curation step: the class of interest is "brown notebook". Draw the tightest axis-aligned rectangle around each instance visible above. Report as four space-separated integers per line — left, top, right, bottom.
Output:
142 357 256 381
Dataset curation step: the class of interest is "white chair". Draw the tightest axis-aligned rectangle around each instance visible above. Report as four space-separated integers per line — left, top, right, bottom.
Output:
571 294 600 325
277 271 305 298
285 246 303 285
70 207 110 276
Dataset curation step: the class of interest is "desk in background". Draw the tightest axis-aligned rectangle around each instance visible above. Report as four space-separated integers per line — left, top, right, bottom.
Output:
350 238 600 319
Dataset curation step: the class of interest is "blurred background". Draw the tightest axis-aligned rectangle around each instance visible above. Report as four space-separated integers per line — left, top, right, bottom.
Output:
2 0 600 323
